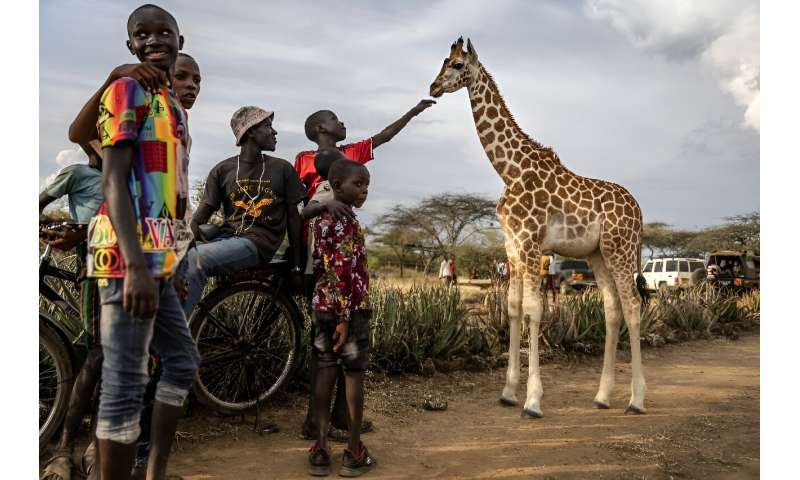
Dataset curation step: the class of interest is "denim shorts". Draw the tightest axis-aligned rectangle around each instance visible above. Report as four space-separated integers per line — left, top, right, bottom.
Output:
95 278 200 443
312 310 371 371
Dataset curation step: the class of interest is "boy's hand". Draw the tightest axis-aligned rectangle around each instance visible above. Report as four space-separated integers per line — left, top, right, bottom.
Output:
109 63 168 94
325 200 355 221
410 99 436 116
123 265 158 319
332 321 349 352
40 228 86 251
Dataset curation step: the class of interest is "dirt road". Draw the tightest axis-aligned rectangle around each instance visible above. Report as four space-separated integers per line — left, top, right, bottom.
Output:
168 334 759 479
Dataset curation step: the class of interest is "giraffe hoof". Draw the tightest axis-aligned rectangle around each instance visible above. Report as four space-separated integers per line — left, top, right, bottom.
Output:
499 397 518 407
624 405 645 415
593 400 610 410
521 408 543 419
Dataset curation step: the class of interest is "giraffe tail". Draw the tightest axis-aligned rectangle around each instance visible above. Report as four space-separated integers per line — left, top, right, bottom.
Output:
635 238 649 302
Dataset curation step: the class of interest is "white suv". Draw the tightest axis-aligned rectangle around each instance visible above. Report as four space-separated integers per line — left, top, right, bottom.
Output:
641 257 705 291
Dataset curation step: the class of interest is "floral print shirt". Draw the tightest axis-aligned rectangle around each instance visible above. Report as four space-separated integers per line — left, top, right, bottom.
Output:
311 211 369 323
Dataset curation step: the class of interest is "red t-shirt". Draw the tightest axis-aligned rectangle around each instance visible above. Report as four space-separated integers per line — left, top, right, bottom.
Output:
293 138 373 198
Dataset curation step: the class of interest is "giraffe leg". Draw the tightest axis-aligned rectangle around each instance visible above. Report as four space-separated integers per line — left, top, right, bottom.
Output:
587 252 622 409
521 275 544 418
500 272 523 406
612 271 646 414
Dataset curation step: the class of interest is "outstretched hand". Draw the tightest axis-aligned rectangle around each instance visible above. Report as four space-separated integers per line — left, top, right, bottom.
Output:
410 99 436 116
110 63 168 94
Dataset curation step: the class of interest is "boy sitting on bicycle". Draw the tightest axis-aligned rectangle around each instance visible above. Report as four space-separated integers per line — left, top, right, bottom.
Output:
181 106 306 317
308 159 376 477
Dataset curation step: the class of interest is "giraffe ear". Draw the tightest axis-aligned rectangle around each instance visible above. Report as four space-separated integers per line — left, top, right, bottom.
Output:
466 38 478 60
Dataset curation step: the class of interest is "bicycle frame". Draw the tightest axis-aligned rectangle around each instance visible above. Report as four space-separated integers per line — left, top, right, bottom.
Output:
39 245 81 319
39 244 91 361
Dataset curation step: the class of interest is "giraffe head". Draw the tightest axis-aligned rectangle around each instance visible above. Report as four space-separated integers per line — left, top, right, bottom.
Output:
429 37 480 98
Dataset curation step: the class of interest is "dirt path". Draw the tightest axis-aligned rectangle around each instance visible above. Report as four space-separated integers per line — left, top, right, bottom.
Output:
169 334 759 479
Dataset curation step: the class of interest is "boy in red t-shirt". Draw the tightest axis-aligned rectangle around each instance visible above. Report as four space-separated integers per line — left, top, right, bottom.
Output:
296 100 434 442
294 100 435 197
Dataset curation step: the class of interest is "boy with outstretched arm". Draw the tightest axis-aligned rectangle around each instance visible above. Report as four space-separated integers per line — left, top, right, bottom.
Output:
87 5 199 479
308 159 375 477
295 99 435 197
297 99 435 441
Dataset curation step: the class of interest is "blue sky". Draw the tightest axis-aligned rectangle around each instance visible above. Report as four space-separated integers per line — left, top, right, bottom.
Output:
39 0 759 229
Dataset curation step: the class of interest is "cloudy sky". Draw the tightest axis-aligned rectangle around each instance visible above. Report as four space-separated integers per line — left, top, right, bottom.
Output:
39 0 759 229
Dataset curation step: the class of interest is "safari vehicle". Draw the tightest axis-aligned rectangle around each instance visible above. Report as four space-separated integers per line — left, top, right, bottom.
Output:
555 259 596 294
641 257 705 291
704 250 760 291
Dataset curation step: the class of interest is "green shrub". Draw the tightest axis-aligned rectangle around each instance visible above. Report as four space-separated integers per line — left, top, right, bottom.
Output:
369 283 488 372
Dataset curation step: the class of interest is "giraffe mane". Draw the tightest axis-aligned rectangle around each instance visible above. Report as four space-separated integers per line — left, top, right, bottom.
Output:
478 63 561 164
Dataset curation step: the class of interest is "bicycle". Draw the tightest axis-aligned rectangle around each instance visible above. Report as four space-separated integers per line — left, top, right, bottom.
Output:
39 222 93 447
187 257 305 416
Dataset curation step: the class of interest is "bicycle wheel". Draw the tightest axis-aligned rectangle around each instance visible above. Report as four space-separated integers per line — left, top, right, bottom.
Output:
39 317 74 448
189 281 301 415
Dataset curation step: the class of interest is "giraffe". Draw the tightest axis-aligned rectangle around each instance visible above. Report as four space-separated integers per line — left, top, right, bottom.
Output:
429 37 646 417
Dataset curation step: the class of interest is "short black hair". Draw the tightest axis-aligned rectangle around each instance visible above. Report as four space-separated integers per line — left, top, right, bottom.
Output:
314 149 347 180
127 4 179 34
304 110 333 142
177 52 196 63
328 159 368 185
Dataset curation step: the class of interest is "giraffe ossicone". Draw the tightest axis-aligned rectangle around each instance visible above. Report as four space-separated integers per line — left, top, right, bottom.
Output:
429 37 647 417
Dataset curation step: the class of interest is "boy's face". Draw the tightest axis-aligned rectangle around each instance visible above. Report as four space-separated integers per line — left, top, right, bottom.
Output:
334 168 370 208
126 9 183 74
248 117 278 151
320 112 347 142
173 56 201 109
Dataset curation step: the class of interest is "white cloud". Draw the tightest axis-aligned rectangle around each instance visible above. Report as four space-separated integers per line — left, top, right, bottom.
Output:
39 1 759 229
586 0 760 131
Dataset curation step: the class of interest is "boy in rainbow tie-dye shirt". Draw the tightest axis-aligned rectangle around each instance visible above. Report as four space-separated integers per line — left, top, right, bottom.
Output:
86 5 200 478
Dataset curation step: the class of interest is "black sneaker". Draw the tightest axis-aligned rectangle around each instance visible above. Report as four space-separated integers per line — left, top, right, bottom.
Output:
308 442 332 476
339 443 376 477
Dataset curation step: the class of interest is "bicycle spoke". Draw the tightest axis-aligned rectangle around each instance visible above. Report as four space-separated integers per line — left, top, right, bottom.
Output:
203 309 239 339
201 348 243 367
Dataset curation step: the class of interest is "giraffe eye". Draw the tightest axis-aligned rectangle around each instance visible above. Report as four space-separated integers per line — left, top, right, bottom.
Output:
452 62 464 70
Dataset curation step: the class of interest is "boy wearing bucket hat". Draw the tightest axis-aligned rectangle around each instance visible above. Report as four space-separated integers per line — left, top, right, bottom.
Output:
182 106 306 316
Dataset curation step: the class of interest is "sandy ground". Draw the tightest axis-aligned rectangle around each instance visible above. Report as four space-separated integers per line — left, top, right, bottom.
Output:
159 333 759 479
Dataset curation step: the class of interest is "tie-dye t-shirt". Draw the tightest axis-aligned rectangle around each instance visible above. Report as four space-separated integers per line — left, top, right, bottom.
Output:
87 76 189 279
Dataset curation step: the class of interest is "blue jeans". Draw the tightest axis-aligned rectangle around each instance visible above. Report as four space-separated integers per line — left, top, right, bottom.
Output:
95 279 200 444
181 236 260 318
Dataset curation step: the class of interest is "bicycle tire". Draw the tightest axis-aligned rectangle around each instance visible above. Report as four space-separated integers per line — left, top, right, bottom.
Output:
39 316 74 448
189 281 302 415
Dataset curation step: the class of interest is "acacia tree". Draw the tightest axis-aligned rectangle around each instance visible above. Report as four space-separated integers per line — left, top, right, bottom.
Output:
641 222 694 257
374 193 498 273
685 211 760 253
372 225 423 277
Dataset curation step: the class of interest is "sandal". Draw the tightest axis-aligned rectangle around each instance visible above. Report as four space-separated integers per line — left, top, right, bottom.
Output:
81 441 96 478
40 454 72 480
328 419 375 443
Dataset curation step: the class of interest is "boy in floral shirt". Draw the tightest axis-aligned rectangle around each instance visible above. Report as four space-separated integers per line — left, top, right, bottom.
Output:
308 159 376 477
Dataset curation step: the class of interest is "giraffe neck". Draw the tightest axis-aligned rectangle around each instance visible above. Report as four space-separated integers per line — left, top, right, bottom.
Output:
467 63 560 185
